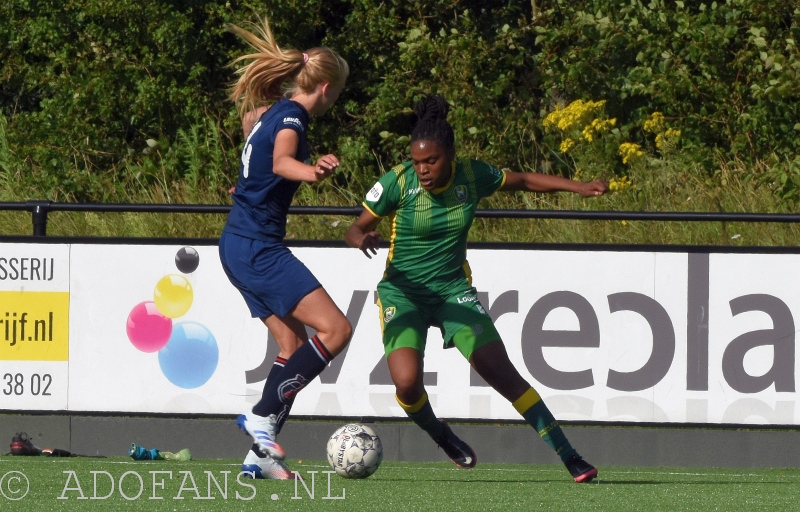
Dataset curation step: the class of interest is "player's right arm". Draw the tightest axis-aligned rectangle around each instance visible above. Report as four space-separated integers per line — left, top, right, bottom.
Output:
273 129 339 182
345 209 382 259
347 166 404 258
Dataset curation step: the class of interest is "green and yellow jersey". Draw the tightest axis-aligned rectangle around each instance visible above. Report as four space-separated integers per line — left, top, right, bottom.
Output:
362 158 506 297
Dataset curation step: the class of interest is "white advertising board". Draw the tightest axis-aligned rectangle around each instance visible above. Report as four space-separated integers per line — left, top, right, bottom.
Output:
0 244 70 410
3 241 799 426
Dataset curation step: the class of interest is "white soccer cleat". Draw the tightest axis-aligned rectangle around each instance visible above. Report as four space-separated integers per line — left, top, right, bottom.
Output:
240 445 295 480
237 412 286 460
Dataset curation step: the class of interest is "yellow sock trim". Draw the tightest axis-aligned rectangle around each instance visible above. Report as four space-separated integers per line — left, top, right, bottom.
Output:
512 388 541 414
396 392 428 413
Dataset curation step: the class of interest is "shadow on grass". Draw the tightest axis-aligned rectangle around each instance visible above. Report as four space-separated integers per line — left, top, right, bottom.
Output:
592 479 796 485
374 475 798 486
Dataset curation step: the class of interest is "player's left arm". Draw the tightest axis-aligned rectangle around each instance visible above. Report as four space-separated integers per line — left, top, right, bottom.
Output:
499 171 607 197
273 129 339 182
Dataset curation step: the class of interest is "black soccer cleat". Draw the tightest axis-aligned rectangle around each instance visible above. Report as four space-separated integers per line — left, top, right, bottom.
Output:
10 432 42 456
565 455 598 483
433 420 477 469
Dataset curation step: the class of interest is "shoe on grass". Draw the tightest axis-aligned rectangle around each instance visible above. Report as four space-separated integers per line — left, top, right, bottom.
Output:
565 455 598 483
432 420 477 469
10 432 42 456
237 412 285 460
241 445 294 480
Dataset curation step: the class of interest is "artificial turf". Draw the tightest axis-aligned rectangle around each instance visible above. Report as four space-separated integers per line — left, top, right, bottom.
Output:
1 456 798 511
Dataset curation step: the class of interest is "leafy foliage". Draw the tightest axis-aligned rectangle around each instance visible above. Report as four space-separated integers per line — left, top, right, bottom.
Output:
533 0 800 167
1 0 799 213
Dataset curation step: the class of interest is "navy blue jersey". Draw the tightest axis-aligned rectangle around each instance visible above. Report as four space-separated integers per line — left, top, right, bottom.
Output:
223 98 311 241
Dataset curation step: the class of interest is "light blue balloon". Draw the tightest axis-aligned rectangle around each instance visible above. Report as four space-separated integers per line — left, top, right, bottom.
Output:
158 321 219 389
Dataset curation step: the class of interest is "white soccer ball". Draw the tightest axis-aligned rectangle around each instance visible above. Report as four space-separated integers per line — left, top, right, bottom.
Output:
326 423 383 479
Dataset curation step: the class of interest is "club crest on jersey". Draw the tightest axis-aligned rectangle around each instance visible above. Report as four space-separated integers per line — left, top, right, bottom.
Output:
383 306 396 323
455 185 468 204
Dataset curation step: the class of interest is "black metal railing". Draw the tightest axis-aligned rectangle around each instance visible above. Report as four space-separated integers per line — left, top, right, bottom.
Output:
4 200 800 237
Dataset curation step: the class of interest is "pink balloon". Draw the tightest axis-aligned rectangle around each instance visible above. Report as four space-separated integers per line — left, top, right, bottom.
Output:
126 301 173 352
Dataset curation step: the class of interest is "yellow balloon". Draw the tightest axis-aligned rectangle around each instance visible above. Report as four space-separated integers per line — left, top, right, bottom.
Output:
153 274 194 318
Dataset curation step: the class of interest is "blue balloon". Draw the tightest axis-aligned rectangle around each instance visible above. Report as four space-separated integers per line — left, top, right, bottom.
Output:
158 321 219 389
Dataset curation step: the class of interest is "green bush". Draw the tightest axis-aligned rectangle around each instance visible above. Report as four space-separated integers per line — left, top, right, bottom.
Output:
0 0 347 201
1 0 799 236
533 0 800 166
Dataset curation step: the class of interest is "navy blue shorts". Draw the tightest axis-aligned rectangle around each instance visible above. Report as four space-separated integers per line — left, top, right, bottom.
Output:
219 231 321 319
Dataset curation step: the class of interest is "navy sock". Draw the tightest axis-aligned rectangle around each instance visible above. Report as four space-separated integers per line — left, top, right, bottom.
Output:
252 356 290 430
252 336 332 421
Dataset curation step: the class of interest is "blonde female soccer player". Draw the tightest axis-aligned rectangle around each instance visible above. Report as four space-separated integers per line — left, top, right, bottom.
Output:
220 15 351 479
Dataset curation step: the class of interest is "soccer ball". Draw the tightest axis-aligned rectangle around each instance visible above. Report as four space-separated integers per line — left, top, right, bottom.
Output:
326 423 383 479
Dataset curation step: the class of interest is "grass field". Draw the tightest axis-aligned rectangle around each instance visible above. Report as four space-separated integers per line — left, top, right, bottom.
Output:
2 455 799 511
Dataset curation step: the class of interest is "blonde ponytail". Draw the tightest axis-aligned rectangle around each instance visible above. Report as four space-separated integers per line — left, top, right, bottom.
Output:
228 16 349 119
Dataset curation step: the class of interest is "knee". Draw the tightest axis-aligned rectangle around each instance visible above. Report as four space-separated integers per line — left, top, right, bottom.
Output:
334 316 352 346
339 318 353 344
393 375 422 405
322 317 352 356
395 385 422 406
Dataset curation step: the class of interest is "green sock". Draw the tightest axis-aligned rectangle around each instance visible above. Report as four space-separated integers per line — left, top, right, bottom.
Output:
513 388 577 463
397 393 445 440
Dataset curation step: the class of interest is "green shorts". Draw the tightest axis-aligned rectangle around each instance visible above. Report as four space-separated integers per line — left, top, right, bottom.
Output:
376 280 501 360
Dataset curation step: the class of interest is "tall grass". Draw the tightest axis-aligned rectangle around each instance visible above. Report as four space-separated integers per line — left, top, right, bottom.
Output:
1 110 798 245
471 155 800 246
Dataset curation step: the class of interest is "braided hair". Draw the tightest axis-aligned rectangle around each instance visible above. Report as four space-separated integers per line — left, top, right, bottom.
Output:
411 94 455 154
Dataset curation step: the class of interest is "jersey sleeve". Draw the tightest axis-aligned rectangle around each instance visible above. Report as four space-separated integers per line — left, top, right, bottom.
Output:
362 165 404 218
471 159 507 199
270 116 306 146
269 104 311 164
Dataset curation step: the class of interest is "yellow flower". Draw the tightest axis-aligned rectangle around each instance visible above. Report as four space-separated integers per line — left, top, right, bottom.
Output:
608 175 632 192
643 112 665 134
592 118 616 130
545 99 616 155
655 128 681 150
618 143 644 164
580 118 617 142
544 99 608 133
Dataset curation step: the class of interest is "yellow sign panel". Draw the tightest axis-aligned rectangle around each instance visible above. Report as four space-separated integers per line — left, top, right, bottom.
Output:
0 291 69 361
